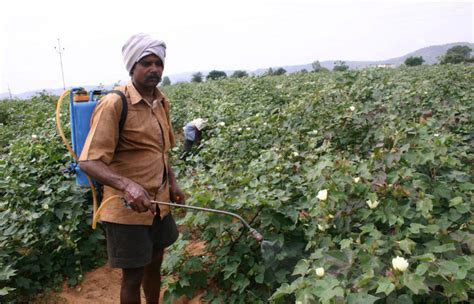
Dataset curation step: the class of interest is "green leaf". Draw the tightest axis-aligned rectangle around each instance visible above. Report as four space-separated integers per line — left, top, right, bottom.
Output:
340 238 353 249
431 243 456 253
295 289 316 303
423 225 440 234
178 275 190 287
319 286 344 302
442 280 469 300
185 256 203 272
403 273 428 295
0 287 15 296
292 259 310 276
375 277 395 296
255 271 264 284
356 270 375 288
346 293 380 304
454 203 470 214
438 260 459 276
54 208 64 220
408 223 426 234
416 198 432 218
415 263 430 276
310 277 344 301
230 273 250 292
37 184 50 192
394 294 414 304
459 182 474 191
271 283 294 300
419 151 434 164
448 196 463 207
399 238 416 254
222 261 239 280
0 264 17 281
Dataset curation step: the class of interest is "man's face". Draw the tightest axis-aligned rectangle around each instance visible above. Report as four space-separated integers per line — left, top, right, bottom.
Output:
131 54 164 89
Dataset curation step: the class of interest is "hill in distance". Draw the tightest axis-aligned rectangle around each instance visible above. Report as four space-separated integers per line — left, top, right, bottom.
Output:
2 42 472 99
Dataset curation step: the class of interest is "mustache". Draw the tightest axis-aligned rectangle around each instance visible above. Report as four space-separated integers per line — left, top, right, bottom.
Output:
145 74 162 82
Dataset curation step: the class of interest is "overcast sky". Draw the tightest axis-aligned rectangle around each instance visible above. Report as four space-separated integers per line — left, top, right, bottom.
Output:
0 0 472 94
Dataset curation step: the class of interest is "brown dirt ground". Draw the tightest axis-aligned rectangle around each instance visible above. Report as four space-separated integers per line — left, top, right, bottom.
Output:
34 241 207 304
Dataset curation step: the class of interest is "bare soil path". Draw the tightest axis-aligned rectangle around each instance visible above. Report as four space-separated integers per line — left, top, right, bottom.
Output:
34 241 207 304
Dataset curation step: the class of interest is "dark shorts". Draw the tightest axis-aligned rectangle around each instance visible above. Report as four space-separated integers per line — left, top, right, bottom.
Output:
104 214 179 269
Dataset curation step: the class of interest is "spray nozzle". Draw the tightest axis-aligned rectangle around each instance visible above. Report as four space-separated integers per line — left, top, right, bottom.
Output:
249 229 264 242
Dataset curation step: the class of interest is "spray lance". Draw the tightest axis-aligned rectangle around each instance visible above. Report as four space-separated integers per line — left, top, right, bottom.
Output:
92 195 264 243
150 200 264 242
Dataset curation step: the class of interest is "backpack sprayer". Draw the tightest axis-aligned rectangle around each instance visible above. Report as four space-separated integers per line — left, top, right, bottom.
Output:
55 88 264 242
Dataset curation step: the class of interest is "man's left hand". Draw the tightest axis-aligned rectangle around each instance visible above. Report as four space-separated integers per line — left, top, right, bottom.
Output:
170 184 186 205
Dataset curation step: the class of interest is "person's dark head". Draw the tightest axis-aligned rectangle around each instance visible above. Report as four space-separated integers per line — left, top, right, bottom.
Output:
122 33 166 88
130 54 164 89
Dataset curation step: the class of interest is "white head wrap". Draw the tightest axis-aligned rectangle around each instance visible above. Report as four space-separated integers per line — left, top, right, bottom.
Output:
122 33 167 74
183 118 207 141
186 118 208 131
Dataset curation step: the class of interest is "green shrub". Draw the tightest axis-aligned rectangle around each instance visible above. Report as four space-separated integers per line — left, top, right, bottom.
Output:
162 65 473 303
0 93 106 301
1 66 472 303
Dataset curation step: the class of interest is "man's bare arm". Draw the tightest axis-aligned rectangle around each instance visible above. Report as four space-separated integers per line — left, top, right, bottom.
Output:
167 165 185 204
79 160 156 214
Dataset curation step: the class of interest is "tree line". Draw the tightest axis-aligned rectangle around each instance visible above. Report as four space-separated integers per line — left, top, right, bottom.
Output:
404 45 473 66
161 45 473 85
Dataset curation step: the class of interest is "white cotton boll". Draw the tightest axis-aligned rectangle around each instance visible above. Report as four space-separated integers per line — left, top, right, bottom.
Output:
317 189 328 201
366 199 379 209
392 256 409 272
315 267 325 277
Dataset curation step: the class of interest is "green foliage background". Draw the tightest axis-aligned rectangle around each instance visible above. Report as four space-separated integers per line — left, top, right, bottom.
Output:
162 65 473 303
440 46 473 65
0 64 472 303
0 94 106 302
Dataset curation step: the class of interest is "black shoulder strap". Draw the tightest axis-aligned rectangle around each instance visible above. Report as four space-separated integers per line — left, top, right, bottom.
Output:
108 90 128 132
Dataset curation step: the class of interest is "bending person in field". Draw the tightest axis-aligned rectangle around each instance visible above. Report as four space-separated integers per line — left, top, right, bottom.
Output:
180 118 207 160
79 33 185 304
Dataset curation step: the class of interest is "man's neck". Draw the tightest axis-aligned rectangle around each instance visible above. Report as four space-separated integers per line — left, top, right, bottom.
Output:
132 81 155 101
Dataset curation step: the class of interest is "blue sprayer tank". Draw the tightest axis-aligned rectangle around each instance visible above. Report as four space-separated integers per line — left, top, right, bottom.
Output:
69 88 106 186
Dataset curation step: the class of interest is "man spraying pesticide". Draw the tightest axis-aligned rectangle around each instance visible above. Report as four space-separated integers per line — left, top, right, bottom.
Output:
79 33 185 304
56 33 264 304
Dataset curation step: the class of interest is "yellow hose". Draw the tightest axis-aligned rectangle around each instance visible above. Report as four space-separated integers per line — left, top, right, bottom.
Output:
91 195 121 229
56 90 102 229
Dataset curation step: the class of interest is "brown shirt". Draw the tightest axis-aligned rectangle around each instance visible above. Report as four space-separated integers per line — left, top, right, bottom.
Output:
79 81 176 225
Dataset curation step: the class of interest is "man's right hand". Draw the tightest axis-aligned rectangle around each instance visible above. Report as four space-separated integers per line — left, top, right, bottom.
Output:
123 180 157 215
78 160 156 215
